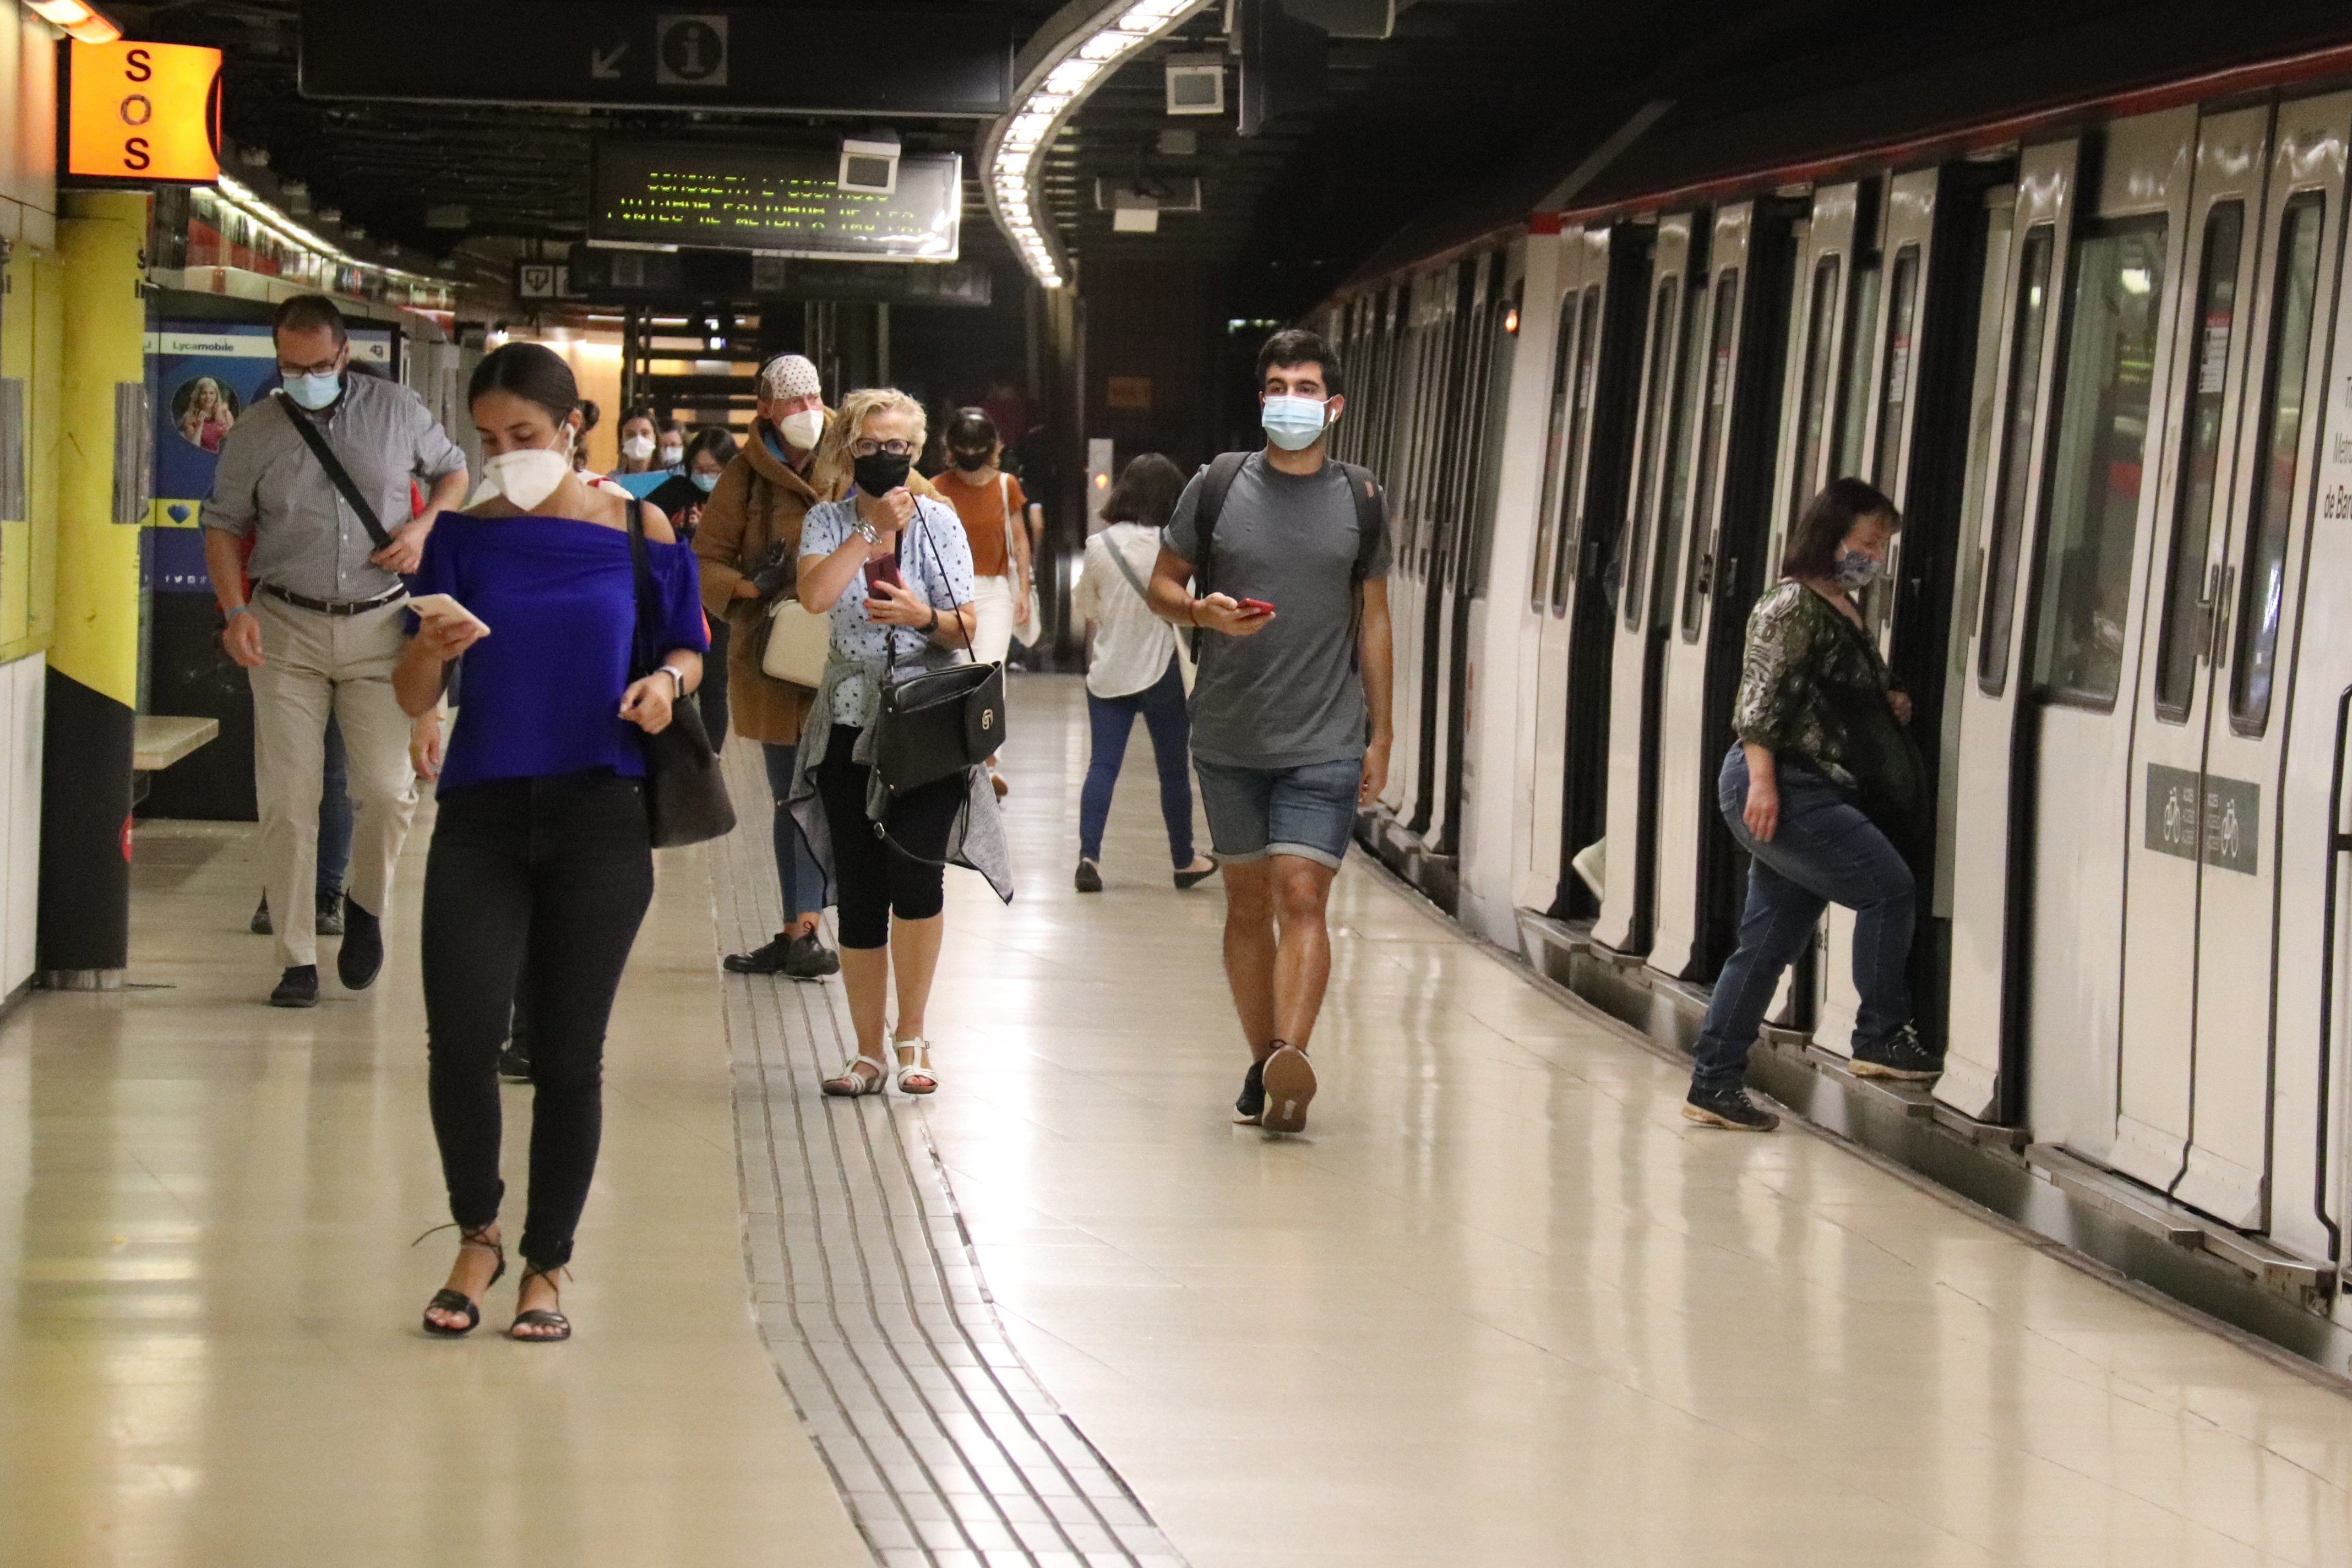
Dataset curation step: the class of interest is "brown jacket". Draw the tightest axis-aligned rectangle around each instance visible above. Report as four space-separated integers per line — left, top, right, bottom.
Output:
694 424 943 745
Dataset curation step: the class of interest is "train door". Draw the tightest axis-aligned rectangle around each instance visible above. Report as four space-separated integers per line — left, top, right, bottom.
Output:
1517 230 1592 911
1433 250 1510 860
1648 202 1796 981
2122 96 2347 1227
1382 277 1440 822
1940 139 2082 1121
1593 214 1705 954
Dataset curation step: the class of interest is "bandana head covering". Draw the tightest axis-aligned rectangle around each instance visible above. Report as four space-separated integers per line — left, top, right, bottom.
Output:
759 354 823 402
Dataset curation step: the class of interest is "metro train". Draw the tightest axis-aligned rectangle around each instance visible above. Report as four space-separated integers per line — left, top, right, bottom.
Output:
1317 31 2352 1314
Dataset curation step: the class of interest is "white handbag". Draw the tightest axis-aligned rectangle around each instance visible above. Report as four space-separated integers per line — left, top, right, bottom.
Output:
760 597 832 688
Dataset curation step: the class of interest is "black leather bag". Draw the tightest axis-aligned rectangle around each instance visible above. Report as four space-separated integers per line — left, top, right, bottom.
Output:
870 510 1006 797
626 502 737 848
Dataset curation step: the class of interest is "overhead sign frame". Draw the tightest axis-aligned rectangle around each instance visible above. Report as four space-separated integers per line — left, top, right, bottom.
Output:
588 141 962 263
61 39 223 187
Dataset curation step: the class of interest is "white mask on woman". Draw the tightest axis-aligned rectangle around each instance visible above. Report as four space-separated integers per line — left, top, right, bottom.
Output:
484 432 572 511
620 433 656 462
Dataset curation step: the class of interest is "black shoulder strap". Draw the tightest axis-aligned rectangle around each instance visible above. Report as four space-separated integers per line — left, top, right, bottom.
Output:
273 389 394 551
624 498 659 676
1338 462 1385 581
1190 450 1251 595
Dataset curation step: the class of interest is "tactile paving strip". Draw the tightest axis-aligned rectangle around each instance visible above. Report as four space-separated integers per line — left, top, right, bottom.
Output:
709 745 1188 1568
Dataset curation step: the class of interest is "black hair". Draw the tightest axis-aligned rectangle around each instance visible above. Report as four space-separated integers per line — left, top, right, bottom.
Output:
685 425 739 467
1783 476 1901 580
944 406 998 453
1255 326 1344 399
657 417 685 435
576 399 601 435
620 406 657 428
465 341 580 427
274 293 349 346
1098 452 1186 531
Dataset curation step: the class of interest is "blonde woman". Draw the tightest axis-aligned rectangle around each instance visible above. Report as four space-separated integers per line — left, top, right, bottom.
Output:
785 389 1012 1098
182 377 236 453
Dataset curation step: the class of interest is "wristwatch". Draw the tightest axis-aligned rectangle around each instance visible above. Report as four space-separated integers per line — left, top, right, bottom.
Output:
659 665 686 696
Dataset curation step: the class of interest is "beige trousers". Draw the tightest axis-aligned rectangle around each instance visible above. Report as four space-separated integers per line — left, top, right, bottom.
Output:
247 594 418 970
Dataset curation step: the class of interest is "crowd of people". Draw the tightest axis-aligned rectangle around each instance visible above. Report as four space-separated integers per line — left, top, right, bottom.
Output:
194 293 1930 1341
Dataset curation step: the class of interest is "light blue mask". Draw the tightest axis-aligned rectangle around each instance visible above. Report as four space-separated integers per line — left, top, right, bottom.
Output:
691 471 719 494
1261 394 1330 451
282 371 342 411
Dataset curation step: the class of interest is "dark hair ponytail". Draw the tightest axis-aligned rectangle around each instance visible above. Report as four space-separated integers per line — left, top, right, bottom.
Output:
1782 476 1900 580
467 342 580 428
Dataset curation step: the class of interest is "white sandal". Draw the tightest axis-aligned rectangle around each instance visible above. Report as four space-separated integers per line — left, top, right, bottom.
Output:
893 1038 938 1096
821 1053 888 1097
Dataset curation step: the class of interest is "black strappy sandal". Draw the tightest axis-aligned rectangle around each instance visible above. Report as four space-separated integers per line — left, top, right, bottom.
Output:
418 1224 505 1337
509 1262 572 1343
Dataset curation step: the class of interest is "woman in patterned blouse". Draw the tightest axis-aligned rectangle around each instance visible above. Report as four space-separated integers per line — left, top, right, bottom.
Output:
1682 477 1937 1133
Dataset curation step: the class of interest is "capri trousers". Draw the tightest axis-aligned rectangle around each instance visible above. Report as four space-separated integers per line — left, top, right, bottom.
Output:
814 723 965 950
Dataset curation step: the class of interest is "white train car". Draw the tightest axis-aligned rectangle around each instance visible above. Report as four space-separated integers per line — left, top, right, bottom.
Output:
1322 32 2352 1354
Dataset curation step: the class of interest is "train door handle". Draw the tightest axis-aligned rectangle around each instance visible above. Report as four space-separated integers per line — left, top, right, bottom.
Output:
2211 563 2237 667
1695 551 1714 599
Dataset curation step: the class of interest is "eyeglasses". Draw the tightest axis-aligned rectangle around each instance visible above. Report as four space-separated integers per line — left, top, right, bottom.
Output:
851 438 915 458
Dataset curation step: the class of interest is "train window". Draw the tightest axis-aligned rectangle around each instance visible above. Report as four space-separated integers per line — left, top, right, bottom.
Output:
1650 276 1713 630
1681 269 1741 640
1529 291 1582 611
2028 213 2169 710
2230 191 2326 736
1872 246 1921 494
1834 258 1883 479
2153 202 2246 723
1790 255 1841 523
1978 225 2056 694
1551 287 1603 616
1622 276 1682 628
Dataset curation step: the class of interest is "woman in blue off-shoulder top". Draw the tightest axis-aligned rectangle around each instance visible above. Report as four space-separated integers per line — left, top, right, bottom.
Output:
395 344 707 1343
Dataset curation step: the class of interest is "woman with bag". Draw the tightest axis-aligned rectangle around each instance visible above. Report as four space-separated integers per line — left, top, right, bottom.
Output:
396 342 708 1341
1070 453 1217 894
1681 477 1936 1134
788 388 1012 1099
934 407 1037 796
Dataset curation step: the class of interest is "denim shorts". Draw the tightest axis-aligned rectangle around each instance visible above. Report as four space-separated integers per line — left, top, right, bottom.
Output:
1193 754 1362 869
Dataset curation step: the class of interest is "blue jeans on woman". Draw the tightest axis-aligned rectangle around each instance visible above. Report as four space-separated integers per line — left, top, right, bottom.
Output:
1690 745 1914 1092
1080 657 1196 867
762 741 824 922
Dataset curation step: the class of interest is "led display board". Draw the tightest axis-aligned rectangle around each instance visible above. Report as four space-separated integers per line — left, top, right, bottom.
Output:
65 40 222 184
589 142 961 262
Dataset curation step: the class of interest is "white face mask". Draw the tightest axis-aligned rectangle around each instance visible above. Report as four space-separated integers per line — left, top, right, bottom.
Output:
658 442 684 465
621 433 655 462
484 432 571 511
778 408 825 451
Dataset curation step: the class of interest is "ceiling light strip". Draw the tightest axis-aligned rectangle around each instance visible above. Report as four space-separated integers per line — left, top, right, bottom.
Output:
983 0 1210 288
213 172 443 288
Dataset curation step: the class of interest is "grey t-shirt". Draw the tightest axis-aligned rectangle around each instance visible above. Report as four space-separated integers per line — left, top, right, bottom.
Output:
1163 452 1391 770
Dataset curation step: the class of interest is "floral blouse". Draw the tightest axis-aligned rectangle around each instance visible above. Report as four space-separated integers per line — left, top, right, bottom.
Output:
1731 580 1899 789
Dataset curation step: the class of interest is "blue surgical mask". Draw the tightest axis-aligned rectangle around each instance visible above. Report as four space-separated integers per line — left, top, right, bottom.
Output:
691 471 719 493
1832 548 1882 591
1261 394 1330 451
283 371 342 411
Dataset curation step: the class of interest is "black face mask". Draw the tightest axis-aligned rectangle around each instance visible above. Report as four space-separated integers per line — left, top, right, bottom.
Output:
853 450 913 496
949 448 990 472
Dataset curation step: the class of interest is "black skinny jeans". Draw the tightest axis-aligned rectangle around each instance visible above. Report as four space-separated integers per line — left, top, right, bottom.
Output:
815 723 964 949
423 770 655 1268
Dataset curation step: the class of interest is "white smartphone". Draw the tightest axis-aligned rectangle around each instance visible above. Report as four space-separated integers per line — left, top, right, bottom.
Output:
406 593 491 637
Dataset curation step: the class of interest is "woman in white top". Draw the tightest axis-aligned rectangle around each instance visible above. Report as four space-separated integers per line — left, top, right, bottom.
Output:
1070 453 1219 894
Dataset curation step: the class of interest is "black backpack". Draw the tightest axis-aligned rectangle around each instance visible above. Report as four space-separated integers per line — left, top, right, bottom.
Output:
1185 450 1387 665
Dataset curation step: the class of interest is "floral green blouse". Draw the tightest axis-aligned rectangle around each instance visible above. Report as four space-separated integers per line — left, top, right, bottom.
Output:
1731 580 1898 790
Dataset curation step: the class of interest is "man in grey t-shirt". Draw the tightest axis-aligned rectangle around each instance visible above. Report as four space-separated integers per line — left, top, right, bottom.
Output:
1150 328 1394 1136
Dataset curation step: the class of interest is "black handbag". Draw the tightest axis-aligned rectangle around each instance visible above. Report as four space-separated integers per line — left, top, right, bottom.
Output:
871 509 1006 797
625 501 738 848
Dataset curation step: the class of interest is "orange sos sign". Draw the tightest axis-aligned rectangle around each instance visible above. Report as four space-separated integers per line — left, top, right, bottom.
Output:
66 41 222 184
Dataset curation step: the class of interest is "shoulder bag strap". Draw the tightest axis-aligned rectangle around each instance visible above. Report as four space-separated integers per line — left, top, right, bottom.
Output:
1193 450 1249 597
1102 527 1153 603
272 389 394 551
624 498 659 675
998 473 1018 577
1340 461 1386 669
913 503 978 661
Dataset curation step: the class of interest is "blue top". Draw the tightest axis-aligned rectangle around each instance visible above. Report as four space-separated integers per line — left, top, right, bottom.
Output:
801 493 977 726
410 514 708 792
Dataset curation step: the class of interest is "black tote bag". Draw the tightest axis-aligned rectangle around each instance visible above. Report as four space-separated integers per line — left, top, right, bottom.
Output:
870 510 1006 798
626 502 738 848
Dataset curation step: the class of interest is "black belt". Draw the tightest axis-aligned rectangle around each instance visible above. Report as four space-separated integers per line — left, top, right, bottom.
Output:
259 581 408 617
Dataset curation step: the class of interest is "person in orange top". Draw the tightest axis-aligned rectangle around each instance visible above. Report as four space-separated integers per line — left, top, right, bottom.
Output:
932 407 1037 795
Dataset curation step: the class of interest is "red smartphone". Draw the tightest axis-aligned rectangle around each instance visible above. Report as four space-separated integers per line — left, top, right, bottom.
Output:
1238 598 1276 616
864 551 904 594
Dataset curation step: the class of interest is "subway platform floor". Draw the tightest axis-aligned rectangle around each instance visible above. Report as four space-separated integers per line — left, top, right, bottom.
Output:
7 673 2352 1566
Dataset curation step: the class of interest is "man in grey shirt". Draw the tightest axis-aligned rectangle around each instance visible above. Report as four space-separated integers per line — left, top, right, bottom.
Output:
202 295 469 1008
1150 328 1394 1136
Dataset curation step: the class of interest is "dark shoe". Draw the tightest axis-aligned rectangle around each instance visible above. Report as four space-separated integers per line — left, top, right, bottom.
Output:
314 892 346 938
1174 856 1220 890
336 896 383 991
498 1044 532 1084
1260 1043 1316 1134
781 932 840 981
1682 1083 1779 1131
1074 859 1103 894
509 1262 572 1342
251 896 273 936
421 1227 505 1338
1852 1023 1942 1082
724 933 792 974
269 965 319 1009
1233 1058 1266 1125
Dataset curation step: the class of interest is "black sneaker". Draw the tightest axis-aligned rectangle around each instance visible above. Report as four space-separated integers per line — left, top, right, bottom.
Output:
1074 859 1103 893
1852 1023 1942 1081
251 896 273 936
781 932 840 981
315 893 345 938
498 1044 532 1084
724 933 791 974
336 895 384 991
1682 1082 1779 1131
269 965 319 1009
1233 1058 1266 1125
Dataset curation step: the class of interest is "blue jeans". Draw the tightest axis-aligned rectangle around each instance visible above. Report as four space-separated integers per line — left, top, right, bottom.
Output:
761 741 824 924
1690 747 1915 1091
1193 753 1362 870
317 712 352 904
1080 657 1196 866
